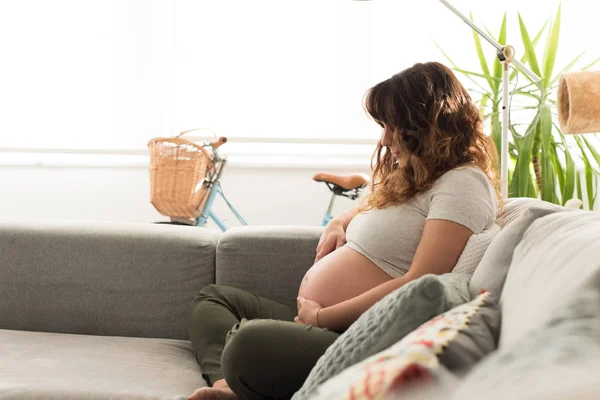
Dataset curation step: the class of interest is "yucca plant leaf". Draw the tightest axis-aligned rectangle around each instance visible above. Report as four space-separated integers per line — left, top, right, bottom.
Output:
434 40 488 92
492 13 507 93
550 51 585 86
434 39 458 67
470 12 494 90
453 68 502 82
583 136 600 169
514 90 541 101
491 114 502 163
510 115 538 197
518 13 542 79
585 161 595 210
508 126 523 196
540 106 556 202
576 169 583 208
529 174 538 197
574 134 600 174
527 20 549 61
575 135 597 210
559 132 576 204
510 20 548 81
550 142 565 202
514 81 540 92
479 97 489 115
582 56 600 71
542 4 561 89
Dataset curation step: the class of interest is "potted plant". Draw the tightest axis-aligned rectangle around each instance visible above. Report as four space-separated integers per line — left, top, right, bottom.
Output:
437 4 600 209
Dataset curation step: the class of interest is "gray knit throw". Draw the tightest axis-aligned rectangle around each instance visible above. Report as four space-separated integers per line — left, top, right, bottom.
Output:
292 273 470 400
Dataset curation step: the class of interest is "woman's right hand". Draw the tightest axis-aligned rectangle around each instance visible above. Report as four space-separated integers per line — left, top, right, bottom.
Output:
314 219 346 263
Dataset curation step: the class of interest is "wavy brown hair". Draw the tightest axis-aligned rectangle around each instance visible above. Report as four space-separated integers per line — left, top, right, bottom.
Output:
362 61 499 210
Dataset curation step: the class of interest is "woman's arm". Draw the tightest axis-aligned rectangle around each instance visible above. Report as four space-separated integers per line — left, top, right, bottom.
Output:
318 219 473 332
314 196 369 263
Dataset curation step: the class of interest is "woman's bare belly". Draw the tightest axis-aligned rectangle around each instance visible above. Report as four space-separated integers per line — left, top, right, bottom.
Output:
297 246 393 308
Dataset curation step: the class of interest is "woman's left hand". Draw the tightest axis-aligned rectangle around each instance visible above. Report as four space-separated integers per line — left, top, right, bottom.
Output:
294 297 323 327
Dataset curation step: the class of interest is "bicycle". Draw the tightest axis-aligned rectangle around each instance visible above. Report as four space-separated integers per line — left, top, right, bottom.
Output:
149 129 369 231
312 172 369 226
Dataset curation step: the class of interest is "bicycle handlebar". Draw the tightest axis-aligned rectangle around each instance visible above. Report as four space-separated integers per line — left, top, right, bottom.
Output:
209 137 227 149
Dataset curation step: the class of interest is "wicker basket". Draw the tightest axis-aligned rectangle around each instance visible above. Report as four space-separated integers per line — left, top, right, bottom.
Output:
148 131 215 219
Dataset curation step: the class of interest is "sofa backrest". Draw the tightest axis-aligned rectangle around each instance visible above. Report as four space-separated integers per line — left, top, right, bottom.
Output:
499 209 600 349
0 219 219 340
215 225 323 312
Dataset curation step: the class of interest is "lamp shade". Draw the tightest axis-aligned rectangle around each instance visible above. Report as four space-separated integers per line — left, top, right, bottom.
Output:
557 70 600 135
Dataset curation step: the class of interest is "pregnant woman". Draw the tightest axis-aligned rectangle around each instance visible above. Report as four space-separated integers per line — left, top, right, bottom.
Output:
187 61 499 400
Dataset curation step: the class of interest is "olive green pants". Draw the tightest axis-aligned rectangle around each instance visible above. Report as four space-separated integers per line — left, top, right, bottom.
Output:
187 284 340 400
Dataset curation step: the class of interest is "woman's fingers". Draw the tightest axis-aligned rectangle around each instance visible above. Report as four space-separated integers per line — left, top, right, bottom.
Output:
315 238 333 262
188 388 205 400
315 227 345 262
315 240 324 254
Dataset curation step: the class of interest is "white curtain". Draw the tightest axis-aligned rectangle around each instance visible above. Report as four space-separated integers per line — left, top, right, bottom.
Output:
0 0 597 151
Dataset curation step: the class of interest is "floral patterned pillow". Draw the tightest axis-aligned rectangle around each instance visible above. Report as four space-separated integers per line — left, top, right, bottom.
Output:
309 290 500 400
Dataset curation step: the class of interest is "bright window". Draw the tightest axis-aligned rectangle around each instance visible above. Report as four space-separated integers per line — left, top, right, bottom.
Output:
0 0 597 151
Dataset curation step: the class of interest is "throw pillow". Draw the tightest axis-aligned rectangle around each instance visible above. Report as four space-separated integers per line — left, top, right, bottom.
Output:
291 273 471 400
450 286 600 400
452 223 501 277
498 209 600 349
409 289 501 372
308 291 500 400
469 199 566 299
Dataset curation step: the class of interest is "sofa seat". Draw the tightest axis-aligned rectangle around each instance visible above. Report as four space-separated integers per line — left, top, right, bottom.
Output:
0 329 205 400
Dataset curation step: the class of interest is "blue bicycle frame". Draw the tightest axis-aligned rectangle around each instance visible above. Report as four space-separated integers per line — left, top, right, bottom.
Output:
320 192 336 226
196 181 248 230
195 157 248 231
184 141 362 230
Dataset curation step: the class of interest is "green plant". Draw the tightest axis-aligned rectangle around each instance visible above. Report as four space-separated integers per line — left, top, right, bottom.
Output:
436 4 600 209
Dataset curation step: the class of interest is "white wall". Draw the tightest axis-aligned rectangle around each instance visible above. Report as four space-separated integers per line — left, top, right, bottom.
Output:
0 164 366 229
1 160 597 231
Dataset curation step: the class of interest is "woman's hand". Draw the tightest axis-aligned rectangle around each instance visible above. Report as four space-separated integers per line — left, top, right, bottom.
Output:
314 219 346 263
294 297 323 327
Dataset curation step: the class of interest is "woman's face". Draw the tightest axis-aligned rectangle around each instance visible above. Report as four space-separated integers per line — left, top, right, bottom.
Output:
381 124 408 167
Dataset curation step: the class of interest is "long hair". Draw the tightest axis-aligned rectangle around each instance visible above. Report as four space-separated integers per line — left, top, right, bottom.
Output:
362 62 499 210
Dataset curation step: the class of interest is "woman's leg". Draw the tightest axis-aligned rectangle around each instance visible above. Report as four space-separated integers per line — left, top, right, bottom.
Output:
221 319 339 400
187 284 296 386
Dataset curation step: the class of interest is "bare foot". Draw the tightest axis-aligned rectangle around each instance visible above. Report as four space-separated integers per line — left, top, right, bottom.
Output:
188 379 238 400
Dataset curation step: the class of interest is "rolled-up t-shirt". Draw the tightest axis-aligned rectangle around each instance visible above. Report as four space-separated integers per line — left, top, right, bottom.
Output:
345 165 497 279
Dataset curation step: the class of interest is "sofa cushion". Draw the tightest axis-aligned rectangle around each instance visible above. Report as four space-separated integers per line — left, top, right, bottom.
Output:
499 209 600 349
468 199 566 299
292 273 470 400
216 225 323 311
0 329 204 399
450 274 600 400
0 218 220 340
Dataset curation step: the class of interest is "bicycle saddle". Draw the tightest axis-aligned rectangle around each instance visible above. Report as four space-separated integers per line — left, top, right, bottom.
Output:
312 172 370 191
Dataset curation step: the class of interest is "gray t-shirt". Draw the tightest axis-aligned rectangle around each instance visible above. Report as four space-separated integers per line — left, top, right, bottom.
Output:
345 166 497 278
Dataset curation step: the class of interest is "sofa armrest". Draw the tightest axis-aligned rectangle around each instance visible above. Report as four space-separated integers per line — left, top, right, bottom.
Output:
0 218 220 340
216 225 324 311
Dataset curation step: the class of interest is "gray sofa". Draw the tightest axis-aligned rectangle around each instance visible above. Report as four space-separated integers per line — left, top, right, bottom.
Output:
1 199 599 399
0 220 322 399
